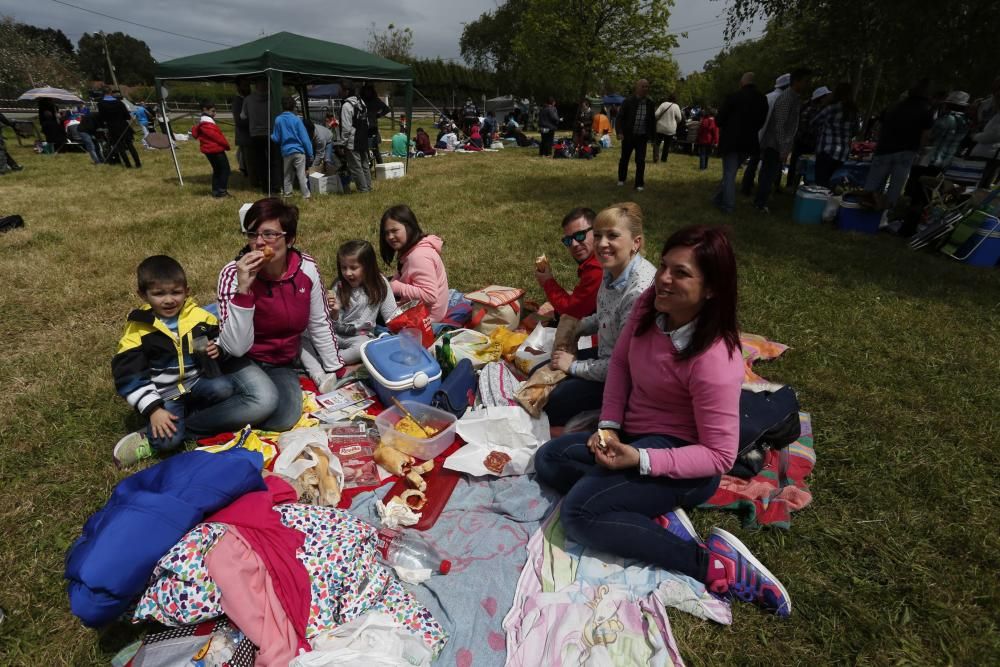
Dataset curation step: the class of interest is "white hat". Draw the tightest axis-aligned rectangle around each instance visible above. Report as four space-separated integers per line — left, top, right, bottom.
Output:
239 203 253 231
775 73 791 88
811 86 832 101
945 91 970 107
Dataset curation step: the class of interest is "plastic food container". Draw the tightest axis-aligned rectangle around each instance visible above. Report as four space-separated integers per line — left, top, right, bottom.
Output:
361 334 442 405
375 401 457 460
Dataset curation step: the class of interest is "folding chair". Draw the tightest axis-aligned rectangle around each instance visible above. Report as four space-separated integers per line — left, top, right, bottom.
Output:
934 187 1000 259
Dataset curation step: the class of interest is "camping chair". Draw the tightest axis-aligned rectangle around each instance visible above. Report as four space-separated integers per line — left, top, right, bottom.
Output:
938 209 1000 261
908 175 977 251
11 120 40 146
942 156 988 190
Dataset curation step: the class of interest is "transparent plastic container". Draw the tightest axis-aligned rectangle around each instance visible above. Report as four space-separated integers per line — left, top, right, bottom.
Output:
374 401 457 460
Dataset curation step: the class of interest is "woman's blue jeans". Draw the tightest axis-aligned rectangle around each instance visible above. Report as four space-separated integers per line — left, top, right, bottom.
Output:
534 431 720 581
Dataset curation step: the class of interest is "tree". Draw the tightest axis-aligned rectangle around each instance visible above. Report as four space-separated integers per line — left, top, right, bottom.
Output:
460 0 528 94
462 0 679 101
515 0 679 100
77 32 155 85
716 0 1000 113
15 24 74 56
366 23 414 63
0 16 82 98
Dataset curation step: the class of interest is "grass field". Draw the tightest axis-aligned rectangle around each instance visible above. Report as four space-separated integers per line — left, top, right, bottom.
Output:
1 128 998 666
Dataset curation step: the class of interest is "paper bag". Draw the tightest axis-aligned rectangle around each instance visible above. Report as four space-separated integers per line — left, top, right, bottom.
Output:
513 323 555 375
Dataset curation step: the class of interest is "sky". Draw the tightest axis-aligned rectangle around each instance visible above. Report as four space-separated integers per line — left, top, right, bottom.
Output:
6 0 763 77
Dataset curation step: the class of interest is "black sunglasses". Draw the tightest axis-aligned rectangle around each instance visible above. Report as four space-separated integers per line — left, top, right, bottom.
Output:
561 227 593 247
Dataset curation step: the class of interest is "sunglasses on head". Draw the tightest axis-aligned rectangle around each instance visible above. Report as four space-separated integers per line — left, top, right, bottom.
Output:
561 227 592 247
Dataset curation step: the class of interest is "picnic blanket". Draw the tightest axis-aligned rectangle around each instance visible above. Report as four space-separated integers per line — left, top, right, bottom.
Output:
349 474 554 667
702 412 815 529
503 506 731 666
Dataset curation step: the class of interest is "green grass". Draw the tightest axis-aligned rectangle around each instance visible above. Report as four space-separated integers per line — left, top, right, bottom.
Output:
1 132 999 666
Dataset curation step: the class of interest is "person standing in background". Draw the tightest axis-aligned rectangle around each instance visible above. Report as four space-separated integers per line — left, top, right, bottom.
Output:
539 97 559 157
617 79 655 191
712 72 769 214
653 93 684 164
231 79 251 177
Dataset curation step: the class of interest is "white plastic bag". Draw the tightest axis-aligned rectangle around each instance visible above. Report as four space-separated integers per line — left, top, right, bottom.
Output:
514 323 555 375
290 612 433 666
445 406 550 477
274 427 344 488
432 328 502 368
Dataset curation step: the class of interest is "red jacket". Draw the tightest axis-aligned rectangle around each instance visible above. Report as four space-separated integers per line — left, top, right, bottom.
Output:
191 117 230 154
696 116 719 146
542 253 603 320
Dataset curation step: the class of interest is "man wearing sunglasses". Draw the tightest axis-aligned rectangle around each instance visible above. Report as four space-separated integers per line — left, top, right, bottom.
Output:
534 207 603 321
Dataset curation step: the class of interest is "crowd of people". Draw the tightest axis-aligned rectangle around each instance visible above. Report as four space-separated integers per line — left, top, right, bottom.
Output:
16 89 155 169
705 70 1000 222
109 194 791 620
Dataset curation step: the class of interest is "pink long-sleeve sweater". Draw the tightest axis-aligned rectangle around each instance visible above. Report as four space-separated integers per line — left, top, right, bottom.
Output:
391 235 449 322
600 294 743 479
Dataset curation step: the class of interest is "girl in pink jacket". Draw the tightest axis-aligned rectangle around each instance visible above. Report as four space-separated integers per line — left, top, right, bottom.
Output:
379 205 449 322
534 225 792 619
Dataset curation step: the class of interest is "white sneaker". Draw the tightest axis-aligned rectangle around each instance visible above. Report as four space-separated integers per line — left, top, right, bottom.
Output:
617 181 625 186
636 186 644 192
113 431 154 469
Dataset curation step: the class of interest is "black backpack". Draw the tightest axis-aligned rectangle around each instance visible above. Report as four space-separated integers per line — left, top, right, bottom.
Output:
343 97 369 152
0 215 25 233
729 386 801 478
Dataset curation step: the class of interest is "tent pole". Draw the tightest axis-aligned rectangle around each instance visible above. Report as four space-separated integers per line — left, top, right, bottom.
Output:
157 78 183 186
404 81 413 172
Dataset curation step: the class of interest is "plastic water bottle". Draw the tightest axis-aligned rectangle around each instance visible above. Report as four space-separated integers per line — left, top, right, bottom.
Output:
376 529 451 575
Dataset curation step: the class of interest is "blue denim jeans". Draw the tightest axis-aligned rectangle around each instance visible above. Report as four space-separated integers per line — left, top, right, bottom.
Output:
698 145 711 170
712 152 744 213
533 431 720 580
864 150 917 207
147 375 237 452
220 358 304 433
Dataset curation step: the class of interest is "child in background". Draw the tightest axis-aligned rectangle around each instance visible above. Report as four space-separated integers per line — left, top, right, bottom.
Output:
111 256 237 468
380 204 449 322
696 108 719 170
190 101 232 198
270 96 313 199
301 241 399 381
391 126 410 158
469 121 484 149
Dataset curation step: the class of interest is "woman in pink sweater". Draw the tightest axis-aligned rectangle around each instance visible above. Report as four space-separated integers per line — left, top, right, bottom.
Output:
380 205 449 322
534 225 791 618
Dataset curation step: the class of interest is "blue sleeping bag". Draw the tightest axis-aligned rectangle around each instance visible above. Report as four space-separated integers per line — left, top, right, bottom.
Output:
64 447 265 627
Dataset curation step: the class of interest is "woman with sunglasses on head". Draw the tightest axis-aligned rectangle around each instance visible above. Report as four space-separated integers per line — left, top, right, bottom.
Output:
535 225 792 618
543 202 656 430
216 198 344 432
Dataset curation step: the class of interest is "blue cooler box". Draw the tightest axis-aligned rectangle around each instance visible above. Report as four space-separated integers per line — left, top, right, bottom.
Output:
360 335 442 405
793 186 830 224
837 198 881 234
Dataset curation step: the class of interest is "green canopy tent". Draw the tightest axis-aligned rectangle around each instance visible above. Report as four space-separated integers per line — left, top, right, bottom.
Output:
154 31 414 192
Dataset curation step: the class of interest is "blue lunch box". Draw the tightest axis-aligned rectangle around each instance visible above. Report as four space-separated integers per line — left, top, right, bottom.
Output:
360 335 442 405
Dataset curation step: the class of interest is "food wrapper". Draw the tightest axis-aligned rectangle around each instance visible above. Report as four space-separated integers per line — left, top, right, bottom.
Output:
490 326 528 361
197 424 278 468
444 406 550 477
